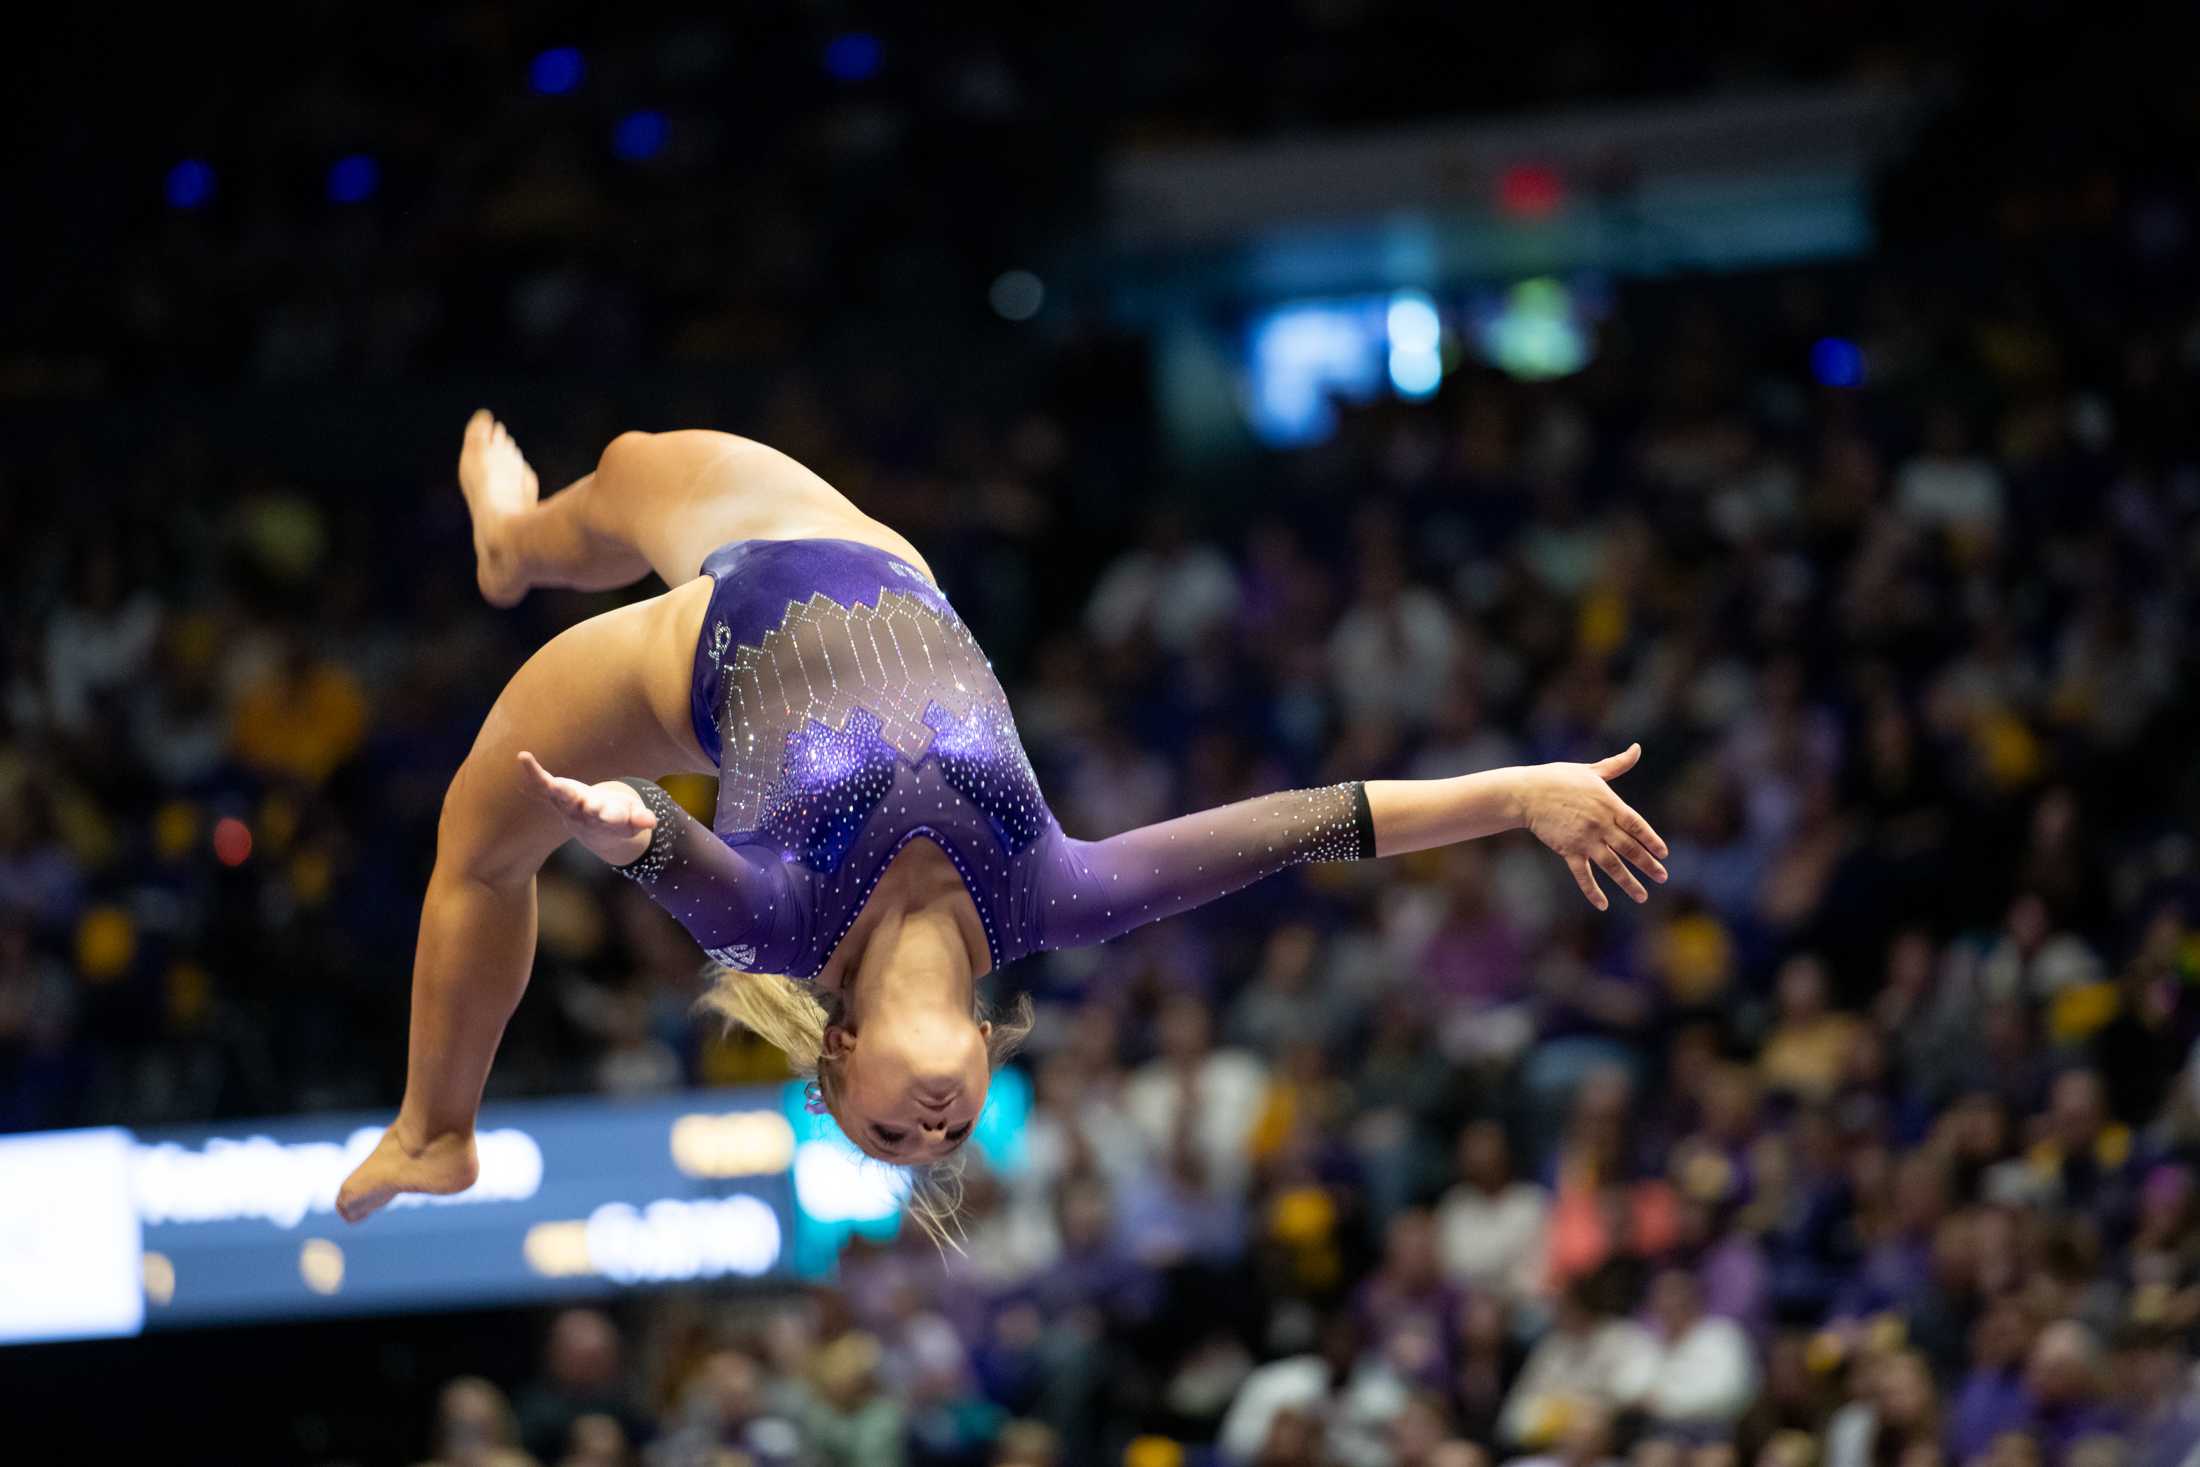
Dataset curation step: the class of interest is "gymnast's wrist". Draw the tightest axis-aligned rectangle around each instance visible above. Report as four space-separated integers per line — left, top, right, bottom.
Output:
594 826 653 866
607 777 681 879
1491 767 1535 832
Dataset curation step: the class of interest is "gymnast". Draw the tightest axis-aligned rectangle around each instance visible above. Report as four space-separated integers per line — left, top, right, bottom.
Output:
334 414 1668 1224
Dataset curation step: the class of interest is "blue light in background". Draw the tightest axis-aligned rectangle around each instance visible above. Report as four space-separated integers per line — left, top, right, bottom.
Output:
326 154 380 204
970 1064 1031 1174
530 46 585 96
1810 336 1866 388
612 110 668 162
1386 290 1444 399
1245 300 1387 447
824 32 883 82
165 159 216 210
1389 349 1443 398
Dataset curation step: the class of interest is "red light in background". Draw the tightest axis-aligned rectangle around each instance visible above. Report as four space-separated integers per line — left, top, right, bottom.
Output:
1497 163 1565 220
213 817 253 867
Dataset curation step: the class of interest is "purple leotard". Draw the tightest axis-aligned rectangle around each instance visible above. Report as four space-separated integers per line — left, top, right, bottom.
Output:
612 538 1374 978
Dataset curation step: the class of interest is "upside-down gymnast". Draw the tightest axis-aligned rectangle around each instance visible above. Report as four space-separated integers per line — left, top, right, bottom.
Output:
333 414 1669 1225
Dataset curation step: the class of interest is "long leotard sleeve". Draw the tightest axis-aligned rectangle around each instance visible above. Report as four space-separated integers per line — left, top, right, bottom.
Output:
1009 780 1376 957
609 774 1373 974
607 778 815 973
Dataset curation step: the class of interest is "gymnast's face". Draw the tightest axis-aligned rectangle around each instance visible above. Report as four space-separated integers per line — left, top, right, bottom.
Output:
825 1010 992 1164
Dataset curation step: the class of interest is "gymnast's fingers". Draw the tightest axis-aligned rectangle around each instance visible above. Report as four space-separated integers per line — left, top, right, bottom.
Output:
1609 829 1668 884
587 787 645 829
1593 844 1649 904
515 750 559 800
517 753 581 808
515 752 595 822
1613 799 1669 859
1567 855 1609 911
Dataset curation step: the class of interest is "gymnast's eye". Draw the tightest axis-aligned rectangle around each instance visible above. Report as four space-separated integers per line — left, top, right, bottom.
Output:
945 1123 972 1143
873 1125 906 1147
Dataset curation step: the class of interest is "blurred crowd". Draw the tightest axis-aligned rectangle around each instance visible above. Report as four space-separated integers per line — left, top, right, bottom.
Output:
10 7 2200 1467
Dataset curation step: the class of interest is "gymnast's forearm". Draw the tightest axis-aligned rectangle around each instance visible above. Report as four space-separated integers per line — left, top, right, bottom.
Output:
1362 769 1528 858
393 861 538 1145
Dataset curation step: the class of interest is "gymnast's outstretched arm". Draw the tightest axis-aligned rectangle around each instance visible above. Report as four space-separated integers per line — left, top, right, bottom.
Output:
573 739 1667 977
1017 745 1667 955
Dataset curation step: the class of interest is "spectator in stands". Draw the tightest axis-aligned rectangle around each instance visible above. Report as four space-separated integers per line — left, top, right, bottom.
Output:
1218 1312 1366 1466
1823 1350 1941 1467
1503 1399 1624 1467
1125 994 1268 1201
1948 1303 2038 1463
1641 1268 1759 1438
801 1331 905 1467
1499 1269 1658 1451
2020 1321 2120 1463
516 1310 644 1465
1356 1208 1467 1387
1083 509 1243 655
421 1376 537 1467
654 1347 803 1467
1760 957 1866 1105
1436 1120 1551 1304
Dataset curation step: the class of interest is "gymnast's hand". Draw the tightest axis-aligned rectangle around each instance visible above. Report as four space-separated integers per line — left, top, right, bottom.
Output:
516 751 656 866
1516 743 1670 910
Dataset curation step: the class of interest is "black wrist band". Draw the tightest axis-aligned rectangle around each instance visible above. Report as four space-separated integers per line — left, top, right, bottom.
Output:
1346 780 1376 859
610 777 685 885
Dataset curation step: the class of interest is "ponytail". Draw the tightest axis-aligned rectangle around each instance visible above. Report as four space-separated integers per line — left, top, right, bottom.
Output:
697 966 833 1079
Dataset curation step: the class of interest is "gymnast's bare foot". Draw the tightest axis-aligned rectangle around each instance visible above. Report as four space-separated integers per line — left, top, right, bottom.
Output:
335 1122 479 1223
459 408 539 607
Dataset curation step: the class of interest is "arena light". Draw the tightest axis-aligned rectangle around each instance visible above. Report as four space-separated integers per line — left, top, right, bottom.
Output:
142 1252 176 1307
212 816 252 867
1386 291 1440 354
0 1129 144 1344
1245 299 1387 447
791 1136 911 1223
131 1126 543 1229
326 154 380 205
1475 276 1591 381
613 110 668 162
824 32 882 82
165 159 215 210
1811 336 1865 388
582 1197 782 1283
1389 346 1443 398
668 1110 795 1177
1386 291 1444 399
529 47 585 96
1496 162 1565 219
298 1239 345 1295
989 269 1045 321
4 1091 802 1337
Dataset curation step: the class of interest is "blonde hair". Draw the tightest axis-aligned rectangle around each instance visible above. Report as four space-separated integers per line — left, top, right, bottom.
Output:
696 962 1034 1247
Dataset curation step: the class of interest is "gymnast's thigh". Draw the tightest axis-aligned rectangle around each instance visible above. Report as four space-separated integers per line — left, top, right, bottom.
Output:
439 579 715 886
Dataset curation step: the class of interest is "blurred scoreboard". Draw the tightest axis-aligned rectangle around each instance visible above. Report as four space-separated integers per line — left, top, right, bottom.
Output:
0 1089 803 1344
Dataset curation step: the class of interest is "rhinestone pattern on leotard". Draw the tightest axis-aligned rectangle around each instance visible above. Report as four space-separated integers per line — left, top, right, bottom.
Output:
712 587 1044 863
625 538 1376 981
611 778 687 886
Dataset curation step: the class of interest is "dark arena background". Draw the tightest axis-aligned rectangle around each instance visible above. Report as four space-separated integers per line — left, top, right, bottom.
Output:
7 5 2200 1465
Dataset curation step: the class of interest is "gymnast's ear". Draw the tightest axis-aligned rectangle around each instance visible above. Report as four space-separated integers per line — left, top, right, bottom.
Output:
822 1024 857 1060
